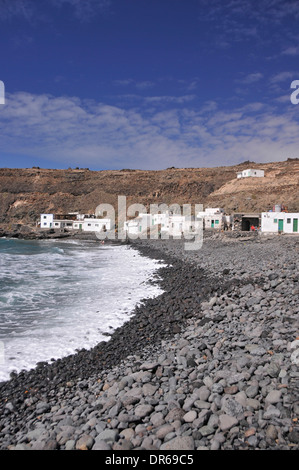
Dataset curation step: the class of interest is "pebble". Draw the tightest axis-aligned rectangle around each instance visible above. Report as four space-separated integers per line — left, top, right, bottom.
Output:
0 234 298 451
160 436 195 450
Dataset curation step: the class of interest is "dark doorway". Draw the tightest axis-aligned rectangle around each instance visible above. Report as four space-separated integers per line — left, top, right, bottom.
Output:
241 216 260 231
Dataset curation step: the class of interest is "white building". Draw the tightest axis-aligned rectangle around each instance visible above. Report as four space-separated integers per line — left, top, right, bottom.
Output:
81 218 111 232
261 212 299 234
196 208 228 229
40 213 54 228
40 213 79 229
124 212 199 237
40 213 112 232
52 219 74 229
237 169 264 178
161 214 185 236
124 213 151 235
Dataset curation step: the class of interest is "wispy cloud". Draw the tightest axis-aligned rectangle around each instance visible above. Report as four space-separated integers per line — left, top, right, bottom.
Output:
236 73 264 85
50 0 111 21
0 0 111 22
281 46 299 56
113 79 155 90
144 95 196 105
198 0 299 51
0 0 35 21
0 91 298 170
270 71 295 84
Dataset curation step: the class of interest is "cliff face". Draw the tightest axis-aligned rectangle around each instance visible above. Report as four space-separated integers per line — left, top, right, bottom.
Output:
0 159 298 226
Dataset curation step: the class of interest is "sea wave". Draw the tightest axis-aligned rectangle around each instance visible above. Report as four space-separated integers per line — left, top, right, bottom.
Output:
0 239 165 381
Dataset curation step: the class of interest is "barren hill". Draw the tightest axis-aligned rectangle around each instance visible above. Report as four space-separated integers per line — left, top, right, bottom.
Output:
0 159 298 227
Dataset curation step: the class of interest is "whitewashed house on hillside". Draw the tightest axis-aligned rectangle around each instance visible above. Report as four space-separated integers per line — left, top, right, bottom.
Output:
237 169 264 178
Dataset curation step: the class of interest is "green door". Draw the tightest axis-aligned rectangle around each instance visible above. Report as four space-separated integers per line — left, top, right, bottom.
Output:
278 219 284 232
293 219 298 233
211 220 214 228
79 224 82 230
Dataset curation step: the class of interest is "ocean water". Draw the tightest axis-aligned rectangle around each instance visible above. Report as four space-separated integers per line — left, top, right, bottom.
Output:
0 238 165 382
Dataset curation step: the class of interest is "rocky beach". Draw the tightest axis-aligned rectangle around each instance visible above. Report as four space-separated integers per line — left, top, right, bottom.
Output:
0 231 298 451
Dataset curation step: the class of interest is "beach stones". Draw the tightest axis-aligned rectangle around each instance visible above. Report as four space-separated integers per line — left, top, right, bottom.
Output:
0 235 298 451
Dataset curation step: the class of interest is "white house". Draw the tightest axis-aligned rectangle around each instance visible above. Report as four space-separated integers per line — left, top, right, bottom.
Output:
161 214 184 236
40 213 112 232
160 214 200 237
81 218 112 232
204 214 223 229
40 213 54 228
237 169 264 178
261 212 299 234
124 213 151 235
40 213 78 229
52 219 74 229
196 208 227 229
124 211 199 237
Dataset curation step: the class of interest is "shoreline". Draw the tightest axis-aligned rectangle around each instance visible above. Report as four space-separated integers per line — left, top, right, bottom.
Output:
0 234 298 450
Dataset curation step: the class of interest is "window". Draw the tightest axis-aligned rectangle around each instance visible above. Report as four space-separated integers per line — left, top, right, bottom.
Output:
88 223 91 226
95 224 99 227
43 222 47 226
274 219 277 223
215 220 219 224
43 215 47 219
54 222 59 226
287 218 291 224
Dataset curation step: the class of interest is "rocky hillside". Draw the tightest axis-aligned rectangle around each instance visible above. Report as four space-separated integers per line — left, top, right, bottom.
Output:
0 159 298 227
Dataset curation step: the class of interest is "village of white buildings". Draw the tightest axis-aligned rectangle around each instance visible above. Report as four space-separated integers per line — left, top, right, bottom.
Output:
39 169 299 237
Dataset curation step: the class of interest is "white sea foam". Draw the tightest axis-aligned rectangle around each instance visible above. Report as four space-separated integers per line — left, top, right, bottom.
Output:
0 239 165 381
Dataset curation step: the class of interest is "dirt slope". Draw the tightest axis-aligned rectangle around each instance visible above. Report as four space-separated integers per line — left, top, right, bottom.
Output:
0 159 298 227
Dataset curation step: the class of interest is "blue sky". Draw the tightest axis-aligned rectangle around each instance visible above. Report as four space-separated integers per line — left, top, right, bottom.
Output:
1 0 299 170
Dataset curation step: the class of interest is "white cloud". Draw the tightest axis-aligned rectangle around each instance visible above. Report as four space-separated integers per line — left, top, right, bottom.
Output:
0 0 34 20
270 71 295 84
144 95 196 105
236 73 264 84
282 46 299 56
113 79 155 90
0 91 299 170
0 0 110 22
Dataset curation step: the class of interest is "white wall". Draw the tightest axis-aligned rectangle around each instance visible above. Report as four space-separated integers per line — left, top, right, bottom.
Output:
238 169 264 178
124 220 141 234
124 214 151 234
261 212 299 233
82 218 111 232
197 208 224 218
261 212 279 232
204 215 223 229
40 214 54 228
283 213 299 234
